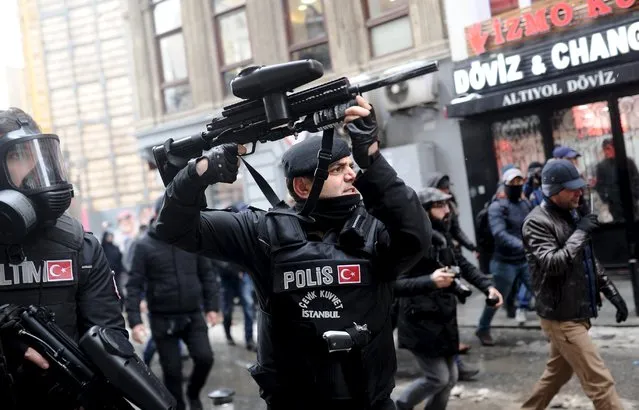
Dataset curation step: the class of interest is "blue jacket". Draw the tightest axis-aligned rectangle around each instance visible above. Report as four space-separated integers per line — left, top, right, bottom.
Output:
488 198 532 263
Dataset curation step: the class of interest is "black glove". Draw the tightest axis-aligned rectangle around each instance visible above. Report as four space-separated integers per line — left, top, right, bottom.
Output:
191 143 241 186
576 213 600 234
346 106 378 169
601 283 628 323
612 294 629 323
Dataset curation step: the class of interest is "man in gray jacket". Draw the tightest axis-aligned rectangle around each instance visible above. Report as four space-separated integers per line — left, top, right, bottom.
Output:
520 160 627 409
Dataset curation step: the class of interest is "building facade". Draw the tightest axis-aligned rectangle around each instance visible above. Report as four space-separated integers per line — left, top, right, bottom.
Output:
127 0 486 240
444 0 639 274
18 0 163 231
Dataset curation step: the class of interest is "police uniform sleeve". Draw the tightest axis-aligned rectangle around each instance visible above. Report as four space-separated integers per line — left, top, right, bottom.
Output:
353 154 431 278
76 234 127 338
154 165 267 278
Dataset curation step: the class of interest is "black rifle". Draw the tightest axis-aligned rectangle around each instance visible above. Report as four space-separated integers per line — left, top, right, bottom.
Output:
0 304 176 410
152 59 438 190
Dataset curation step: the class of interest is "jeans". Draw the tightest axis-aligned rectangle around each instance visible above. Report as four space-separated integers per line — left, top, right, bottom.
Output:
396 354 458 410
478 258 531 333
220 274 255 343
151 312 214 410
517 282 533 309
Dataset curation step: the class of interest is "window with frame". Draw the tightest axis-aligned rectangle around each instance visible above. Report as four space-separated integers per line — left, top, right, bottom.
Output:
152 0 193 113
284 0 331 71
363 0 413 58
490 0 519 15
212 0 253 96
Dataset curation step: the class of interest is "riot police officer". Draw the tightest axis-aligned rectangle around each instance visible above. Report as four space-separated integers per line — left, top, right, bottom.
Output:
0 108 132 408
155 96 431 410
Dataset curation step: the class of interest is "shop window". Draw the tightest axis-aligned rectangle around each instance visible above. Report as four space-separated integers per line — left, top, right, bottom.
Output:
617 95 639 220
285 0 331 71
551 102 623 223
492 115 545 176
153 0 193 113
212 0 253 96
363 0 413 57
490 0 518 15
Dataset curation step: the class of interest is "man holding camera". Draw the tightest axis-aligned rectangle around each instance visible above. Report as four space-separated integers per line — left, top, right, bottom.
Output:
520 160 627 409
394 188 502 410
154 96 431 410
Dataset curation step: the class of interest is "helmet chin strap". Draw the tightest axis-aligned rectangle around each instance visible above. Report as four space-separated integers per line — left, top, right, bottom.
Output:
240 128 335 222
297 128 333 219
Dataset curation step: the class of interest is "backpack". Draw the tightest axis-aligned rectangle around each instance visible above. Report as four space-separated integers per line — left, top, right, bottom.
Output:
474 201 494 255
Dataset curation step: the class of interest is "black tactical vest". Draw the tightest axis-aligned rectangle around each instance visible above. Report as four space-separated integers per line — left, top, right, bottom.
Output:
257 207 396 405
0 214 84 340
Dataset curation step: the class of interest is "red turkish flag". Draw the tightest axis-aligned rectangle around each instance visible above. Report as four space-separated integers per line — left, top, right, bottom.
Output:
46 260 74 282
337 264 361 284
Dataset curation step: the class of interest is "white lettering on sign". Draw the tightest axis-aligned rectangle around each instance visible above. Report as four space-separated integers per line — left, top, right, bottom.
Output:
502 70 616 106
455 21 639 96
566 70 617 92
454 54 523 94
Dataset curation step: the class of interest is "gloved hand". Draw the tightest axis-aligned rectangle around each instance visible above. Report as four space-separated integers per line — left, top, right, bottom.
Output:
610 294 628 323
192 143 243 186
576 213 600 234
345 96 378 169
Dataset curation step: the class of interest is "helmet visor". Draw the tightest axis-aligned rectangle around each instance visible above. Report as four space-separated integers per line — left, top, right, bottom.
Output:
5 137 69 190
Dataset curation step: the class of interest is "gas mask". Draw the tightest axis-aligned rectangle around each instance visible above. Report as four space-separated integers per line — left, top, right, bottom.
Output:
0 108 74 244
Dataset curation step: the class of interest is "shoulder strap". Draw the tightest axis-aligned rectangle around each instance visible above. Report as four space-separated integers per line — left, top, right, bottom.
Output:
262 211 307 250
240 128 334 221
42 213 84 251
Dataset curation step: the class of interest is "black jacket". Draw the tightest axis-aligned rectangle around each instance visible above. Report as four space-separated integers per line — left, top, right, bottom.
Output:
522 201 616 321
125 226 219 327
155 154 431 406
426 174 476 252
0 215 127 409
395 223 492 358
101 233 124 276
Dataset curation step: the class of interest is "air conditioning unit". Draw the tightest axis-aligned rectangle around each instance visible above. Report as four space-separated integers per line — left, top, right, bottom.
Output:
379 61 439 112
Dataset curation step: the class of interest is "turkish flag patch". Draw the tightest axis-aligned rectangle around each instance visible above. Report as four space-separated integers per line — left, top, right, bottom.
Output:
46 260 74 282
337 264 361 284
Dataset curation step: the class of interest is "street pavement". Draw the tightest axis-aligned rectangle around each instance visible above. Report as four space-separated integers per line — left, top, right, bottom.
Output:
131 275 639 409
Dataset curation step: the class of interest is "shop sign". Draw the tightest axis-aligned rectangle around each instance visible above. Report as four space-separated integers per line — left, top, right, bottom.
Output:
501 69 617 106
454 20 639 96
467 0 637 56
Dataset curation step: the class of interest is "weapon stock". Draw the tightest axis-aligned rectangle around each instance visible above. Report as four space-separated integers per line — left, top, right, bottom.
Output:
1 305 176 410
153 59 438 187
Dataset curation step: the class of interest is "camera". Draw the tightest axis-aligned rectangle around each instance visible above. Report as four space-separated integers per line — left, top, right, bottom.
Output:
445 266 473 304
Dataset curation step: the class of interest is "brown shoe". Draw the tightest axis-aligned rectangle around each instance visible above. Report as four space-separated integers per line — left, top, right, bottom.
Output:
475 330 495 346
459 342 471 354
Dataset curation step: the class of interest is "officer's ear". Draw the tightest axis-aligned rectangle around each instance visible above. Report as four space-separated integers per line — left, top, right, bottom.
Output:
292 176 313 200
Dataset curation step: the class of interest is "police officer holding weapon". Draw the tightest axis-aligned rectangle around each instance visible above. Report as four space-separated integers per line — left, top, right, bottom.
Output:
152 60 433 409
0 108 175 409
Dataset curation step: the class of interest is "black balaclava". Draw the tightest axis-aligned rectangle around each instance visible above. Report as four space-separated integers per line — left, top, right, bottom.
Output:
505 185 523 202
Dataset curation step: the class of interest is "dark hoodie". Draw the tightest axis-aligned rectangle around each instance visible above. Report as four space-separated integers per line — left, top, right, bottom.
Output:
426 173 477 252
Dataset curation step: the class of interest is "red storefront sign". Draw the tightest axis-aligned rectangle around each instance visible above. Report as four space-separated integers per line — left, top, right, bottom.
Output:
467 0 637 55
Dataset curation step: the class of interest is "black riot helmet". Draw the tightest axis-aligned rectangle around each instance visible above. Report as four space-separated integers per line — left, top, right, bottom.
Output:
0 108 73 243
